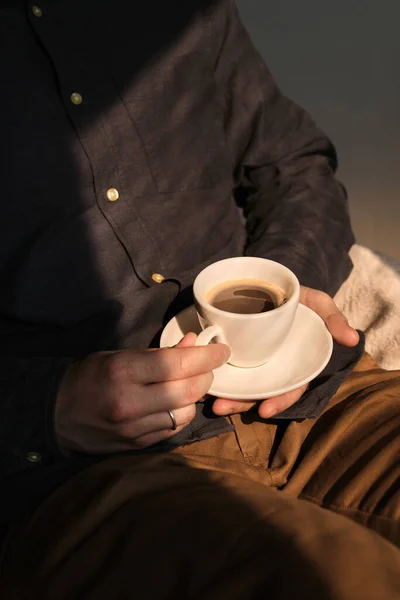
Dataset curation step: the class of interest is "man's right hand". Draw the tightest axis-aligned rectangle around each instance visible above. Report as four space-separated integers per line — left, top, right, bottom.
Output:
55 333 230 454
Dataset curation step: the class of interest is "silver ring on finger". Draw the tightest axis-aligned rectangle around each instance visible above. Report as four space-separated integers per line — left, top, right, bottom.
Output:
168 409 177 431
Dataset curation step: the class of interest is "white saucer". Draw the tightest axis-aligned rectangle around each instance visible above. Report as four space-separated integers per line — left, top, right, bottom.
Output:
160 305 333 399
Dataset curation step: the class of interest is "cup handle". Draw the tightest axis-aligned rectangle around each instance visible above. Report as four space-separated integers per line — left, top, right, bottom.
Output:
195 325 225 347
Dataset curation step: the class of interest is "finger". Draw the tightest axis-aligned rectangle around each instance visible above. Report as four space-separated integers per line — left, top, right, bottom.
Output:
300 286 359 346
132 425 189 449
114 344 230 384
90 420 192 454
325 312 359 346
212 398 258 416
143 371 214 413
174 332 198 348
102 370 213 424
143 332 197 353
114 403 197 441
258 385 308 419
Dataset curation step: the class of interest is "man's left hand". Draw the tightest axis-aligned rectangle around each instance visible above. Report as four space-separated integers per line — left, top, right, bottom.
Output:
211 286 360 419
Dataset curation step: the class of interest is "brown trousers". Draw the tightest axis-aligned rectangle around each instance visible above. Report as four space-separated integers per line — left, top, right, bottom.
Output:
1 354 399 600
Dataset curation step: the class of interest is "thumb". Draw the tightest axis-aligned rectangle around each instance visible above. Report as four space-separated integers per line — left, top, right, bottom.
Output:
174 332 198 348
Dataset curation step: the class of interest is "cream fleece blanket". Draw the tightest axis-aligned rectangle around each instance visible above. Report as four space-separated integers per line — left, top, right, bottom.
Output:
335 244 400 370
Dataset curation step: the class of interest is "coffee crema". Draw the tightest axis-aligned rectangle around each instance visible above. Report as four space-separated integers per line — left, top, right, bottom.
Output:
205 279 288 314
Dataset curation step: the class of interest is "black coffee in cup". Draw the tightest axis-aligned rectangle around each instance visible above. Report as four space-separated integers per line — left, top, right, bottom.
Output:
206 279 287 315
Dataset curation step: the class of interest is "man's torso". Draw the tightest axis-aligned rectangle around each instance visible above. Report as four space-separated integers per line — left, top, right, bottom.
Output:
0 0 245 356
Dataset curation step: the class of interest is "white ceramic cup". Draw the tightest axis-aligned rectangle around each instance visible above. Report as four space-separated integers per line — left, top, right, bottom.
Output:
193 257 300 368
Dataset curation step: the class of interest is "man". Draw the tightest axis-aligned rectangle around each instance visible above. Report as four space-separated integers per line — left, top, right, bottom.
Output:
0 0 399 598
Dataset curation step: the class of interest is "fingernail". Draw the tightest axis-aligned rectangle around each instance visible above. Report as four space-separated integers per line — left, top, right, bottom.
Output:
350 329 360 343
223 345 232 363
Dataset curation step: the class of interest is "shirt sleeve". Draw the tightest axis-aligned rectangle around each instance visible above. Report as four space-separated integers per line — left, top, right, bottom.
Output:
210 0 355 295
0 357 74 478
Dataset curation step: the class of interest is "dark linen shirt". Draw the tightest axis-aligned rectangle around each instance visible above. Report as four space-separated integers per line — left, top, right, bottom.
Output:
0 0 357 522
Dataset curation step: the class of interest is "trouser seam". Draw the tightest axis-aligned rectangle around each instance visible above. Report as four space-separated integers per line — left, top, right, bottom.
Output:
227 416 253 462
179 451 275 486
301 492 397 523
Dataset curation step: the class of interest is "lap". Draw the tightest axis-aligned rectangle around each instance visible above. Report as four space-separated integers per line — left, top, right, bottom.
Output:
1 353 399 598
177 353 400 545
277 353 400 544
1 453 400 600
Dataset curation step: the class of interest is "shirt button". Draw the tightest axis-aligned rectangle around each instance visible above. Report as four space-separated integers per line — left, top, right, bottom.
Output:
152 273 165 284
70 92 83 105
32 5 42 17
27 452 42 463
106 188 119 202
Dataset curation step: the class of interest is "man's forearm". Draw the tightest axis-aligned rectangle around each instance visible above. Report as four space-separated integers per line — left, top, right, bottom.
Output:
239 140 355 295
210 0 355 294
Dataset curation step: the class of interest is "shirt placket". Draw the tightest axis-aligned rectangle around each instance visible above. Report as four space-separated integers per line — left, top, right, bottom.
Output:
26 0 168 289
